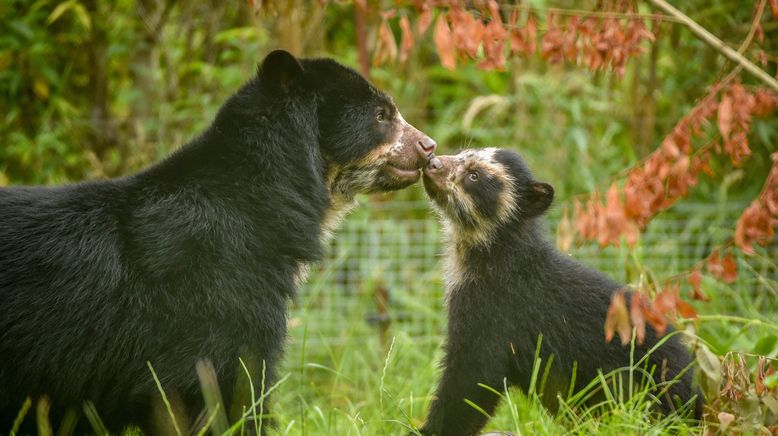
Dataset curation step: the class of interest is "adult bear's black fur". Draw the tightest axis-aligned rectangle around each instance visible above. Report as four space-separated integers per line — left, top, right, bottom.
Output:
417 148 699 436
0 50 436 433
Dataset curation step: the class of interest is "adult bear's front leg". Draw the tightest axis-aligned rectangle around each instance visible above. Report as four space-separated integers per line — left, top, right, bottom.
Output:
226 347 282 435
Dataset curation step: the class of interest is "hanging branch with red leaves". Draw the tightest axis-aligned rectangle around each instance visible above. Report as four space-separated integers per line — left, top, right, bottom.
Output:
598 83 778 346
370 0 656 76
735 152 778 254
574 83 778 248
573 83 778 254
355 0 778 346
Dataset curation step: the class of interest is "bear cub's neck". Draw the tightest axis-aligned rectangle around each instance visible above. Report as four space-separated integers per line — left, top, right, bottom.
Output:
446 216 559 293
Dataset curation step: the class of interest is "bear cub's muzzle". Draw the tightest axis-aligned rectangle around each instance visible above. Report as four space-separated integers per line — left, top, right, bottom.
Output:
422 155 453 193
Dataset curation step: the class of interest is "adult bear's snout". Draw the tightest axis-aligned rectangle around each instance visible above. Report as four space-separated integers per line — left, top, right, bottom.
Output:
417 135 437 157
400 122 436 165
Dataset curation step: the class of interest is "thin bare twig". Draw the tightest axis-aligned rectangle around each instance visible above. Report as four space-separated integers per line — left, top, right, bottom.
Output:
711 0 768 81
646 0 778 92
486 3 684 23
738 0 767 55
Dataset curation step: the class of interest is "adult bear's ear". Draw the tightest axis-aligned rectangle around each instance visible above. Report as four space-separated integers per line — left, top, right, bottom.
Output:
258 49 303 93
525 181 554 217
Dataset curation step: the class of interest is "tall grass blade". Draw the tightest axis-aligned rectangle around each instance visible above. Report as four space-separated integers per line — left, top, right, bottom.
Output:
10 396 32 435
463 399 490 419
35 396 53 436
196 359 229 435
195 403 221 436
379 336 396 413
147 361 183 436
82 401 109 435
55 407 79 436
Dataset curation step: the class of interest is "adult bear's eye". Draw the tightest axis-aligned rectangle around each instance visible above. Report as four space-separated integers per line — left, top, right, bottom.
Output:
376 110 386 122
468 172 479 182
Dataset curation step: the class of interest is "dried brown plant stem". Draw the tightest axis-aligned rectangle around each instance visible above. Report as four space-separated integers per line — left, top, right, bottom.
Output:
489 3 683 24
647 0 778 92
738 0 768 55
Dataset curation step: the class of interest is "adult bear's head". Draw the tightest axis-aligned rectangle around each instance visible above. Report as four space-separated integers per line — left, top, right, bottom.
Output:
253 50 436 197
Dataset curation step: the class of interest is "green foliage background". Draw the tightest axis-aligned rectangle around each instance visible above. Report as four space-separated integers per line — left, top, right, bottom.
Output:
3 0 775 193
1 0 777 434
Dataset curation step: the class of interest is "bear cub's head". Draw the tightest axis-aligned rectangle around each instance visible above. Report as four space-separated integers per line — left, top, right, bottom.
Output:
422 148 553 245
253 50 436 197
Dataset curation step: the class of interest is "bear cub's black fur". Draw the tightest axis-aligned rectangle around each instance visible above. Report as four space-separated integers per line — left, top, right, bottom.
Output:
418 148 699 436
0 50 435 433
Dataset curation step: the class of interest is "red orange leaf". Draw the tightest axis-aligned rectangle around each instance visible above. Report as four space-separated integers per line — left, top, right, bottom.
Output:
417 9 432 35
653 284 678 316
525 15 538 55
676 300 698 319
486 0 501 23
641 302 668 336
687 269 701 291
688 270 710 301
433 14 456 70
717 94 733 141
373 19 398 67
629 293 647 345
735 203 770 254
478 0 507 70
449 8 483 59
721 254 738 284
605 291 631 345
707 251 724 278
399 16 414 64
756 356 767 395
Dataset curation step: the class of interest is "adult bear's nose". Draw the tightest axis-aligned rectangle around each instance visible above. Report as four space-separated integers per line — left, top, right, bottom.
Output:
417 136 437 157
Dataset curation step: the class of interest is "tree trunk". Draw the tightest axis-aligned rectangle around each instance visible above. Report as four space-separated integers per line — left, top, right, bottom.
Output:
83 0 117 170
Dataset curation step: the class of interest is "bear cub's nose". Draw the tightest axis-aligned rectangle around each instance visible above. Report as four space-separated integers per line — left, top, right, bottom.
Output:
417 136 437 156
426 156 443 171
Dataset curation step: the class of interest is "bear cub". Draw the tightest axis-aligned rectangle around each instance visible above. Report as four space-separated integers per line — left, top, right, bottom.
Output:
417 148 699 436
0 50 435 433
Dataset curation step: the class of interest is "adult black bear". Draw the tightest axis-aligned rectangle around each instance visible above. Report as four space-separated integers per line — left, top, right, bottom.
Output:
0 50 435 433
417 148 699 436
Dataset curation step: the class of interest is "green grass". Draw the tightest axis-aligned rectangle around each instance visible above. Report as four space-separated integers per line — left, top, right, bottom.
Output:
11 235 777 436
266 326 702 436
262 249 776 435
14 298 776 436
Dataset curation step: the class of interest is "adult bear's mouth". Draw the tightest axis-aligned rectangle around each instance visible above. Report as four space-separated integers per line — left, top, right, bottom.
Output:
385 163 421 180
380 117 435 184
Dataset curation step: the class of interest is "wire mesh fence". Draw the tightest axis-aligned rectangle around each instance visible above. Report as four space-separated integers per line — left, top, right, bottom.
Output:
289 196 777 347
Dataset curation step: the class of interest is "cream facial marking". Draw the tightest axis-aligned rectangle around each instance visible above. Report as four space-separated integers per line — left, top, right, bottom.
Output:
388 113 409 154
295 164 359 287
442 238 471 297
422 148 520 295
329 111 430 197
424 148 518 248
452 147 499 164
377 112 424 178
306 112 432 287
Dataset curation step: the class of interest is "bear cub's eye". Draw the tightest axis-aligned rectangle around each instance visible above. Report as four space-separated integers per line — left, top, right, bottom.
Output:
376 109 387 122
468 172 479 182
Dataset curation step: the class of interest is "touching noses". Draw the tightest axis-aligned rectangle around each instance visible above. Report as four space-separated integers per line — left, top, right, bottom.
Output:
417 135 437 157
404 121 437 161
427 156 443 170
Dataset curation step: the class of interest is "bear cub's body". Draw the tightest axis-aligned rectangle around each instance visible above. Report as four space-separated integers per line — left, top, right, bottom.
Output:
418 148 698 436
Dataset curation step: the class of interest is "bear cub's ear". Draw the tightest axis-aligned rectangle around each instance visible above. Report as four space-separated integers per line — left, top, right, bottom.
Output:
258 49 304 93
524 181 554 217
